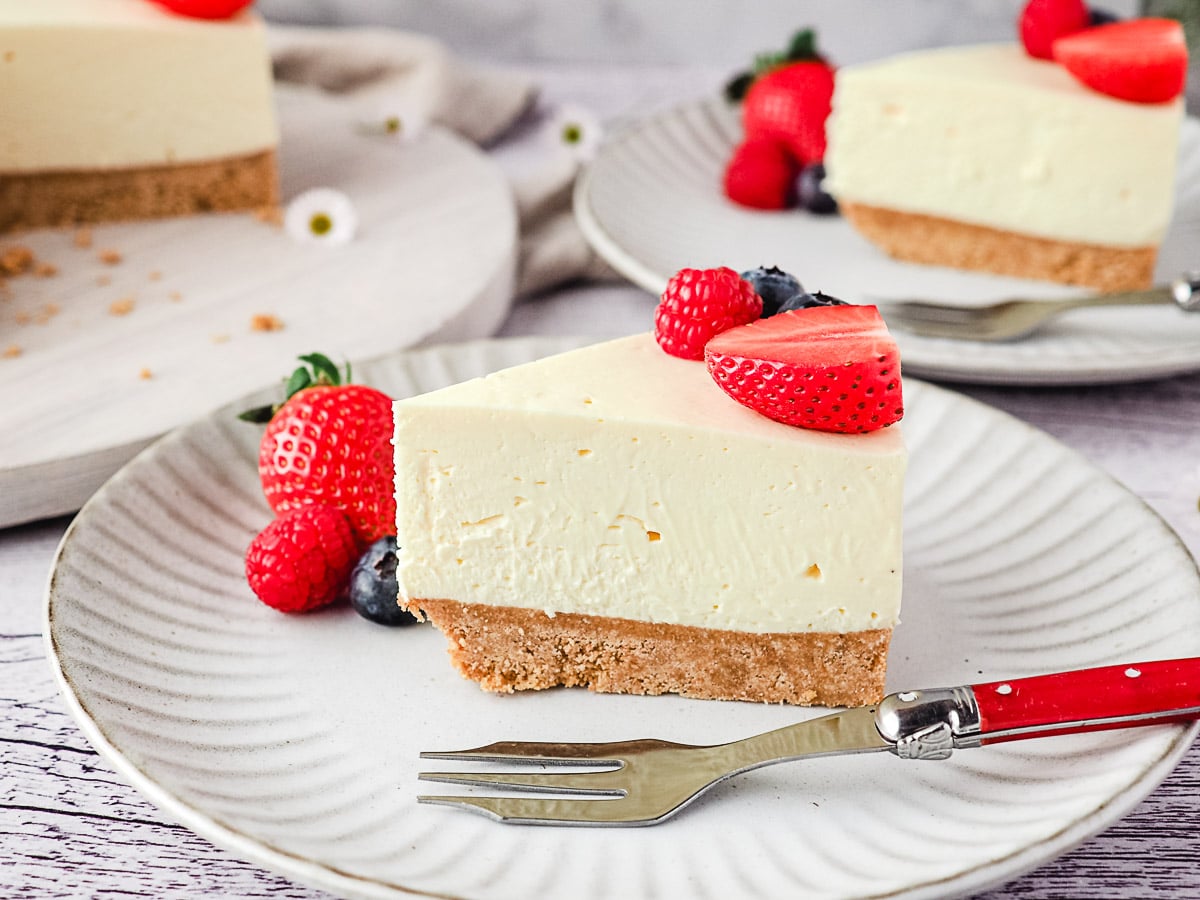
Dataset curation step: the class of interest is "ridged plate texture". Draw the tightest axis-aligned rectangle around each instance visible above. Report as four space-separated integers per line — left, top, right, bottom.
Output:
47 337 1200 900
575 98 1200 386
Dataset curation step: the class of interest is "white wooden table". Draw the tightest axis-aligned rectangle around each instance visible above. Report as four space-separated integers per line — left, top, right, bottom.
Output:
4 63 1200 899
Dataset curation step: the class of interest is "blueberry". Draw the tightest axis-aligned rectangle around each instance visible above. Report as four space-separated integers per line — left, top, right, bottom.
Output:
349 536 418 626
1089 7 1120 25
740 266 804 317
775 290 850 314
794 162 838 215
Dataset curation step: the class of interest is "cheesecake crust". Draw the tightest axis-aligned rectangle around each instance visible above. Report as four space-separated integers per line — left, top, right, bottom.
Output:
0 150 279 234
841 201 1156 292
414 598 892 707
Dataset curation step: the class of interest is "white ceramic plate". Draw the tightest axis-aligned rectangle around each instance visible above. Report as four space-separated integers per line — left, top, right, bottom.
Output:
46 337 1200 900
575 97 1200 386
0 85 516 529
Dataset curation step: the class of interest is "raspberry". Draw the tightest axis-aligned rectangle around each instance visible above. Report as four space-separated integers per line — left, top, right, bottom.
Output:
654 267 763 360
723 138 797 210
245 505 360 613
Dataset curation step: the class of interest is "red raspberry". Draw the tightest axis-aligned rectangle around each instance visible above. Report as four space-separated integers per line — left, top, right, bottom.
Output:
723 137 798 210
245 505 360 613
1019 0 1090 60
654 267 763 360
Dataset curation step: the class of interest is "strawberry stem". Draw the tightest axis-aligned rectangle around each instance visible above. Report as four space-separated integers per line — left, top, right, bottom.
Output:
237 351 352 424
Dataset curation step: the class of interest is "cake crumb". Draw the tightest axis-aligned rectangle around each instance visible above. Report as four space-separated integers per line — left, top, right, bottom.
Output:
138 368 153 380
2 344 21 358
148 270 162 281
15 311 31 325
211 333 231 344
3 51 13 64
169 290 183 302
250 313 284 332
0 246 34 276
98 249 123 266
34 302 60 325
34 262 58 278
109 297 136 316
96 274 112 287
255 206 284 227
74 228 93 249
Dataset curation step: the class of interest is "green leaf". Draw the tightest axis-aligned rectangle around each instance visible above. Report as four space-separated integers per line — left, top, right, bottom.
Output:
753 51 784 76
284 366 313 399
785 28 819 62
723 70 754 102
344 358 353 384
237 403 276 424
298 352 341 386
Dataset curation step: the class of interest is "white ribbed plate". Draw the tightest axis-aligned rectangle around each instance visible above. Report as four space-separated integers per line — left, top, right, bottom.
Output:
46 337 1200 900
575 98 1200 386
0 84 516 528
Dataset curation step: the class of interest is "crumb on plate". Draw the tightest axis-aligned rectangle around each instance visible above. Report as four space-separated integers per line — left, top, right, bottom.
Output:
250 313 284 332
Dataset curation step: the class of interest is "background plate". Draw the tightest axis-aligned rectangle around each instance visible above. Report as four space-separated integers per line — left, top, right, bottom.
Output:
0 85 516 528
45 336 1200 899
575 97 1200 386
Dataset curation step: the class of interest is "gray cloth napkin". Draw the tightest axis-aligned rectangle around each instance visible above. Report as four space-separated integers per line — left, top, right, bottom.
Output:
269 25 618 299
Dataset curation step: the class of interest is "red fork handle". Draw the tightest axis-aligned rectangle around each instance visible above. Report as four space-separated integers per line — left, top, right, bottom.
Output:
973 657 1200 745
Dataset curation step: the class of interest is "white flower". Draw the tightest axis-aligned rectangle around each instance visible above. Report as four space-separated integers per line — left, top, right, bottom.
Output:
542 103 603 163
284 188 358 246
359 96 430 143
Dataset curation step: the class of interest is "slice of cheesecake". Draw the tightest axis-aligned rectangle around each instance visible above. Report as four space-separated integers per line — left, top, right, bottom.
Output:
0 0 279 233
393 334 906 707
824 44 1183 291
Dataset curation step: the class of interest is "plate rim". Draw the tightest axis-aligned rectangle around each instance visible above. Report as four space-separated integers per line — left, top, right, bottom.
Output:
572 96 1200 387
43 335 1200 900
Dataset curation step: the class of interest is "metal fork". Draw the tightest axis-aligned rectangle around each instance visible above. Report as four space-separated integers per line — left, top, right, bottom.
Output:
419 658 1200 826
875 273 1200 342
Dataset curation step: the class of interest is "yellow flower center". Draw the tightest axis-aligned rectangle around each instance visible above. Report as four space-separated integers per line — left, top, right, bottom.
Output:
562 123 583 144
309 212 333 236
385 115 403 135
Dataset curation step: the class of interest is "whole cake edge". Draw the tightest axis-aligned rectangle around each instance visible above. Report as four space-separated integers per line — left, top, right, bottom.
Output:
841 201 1157 292
0 149 280 234
414 598 892 707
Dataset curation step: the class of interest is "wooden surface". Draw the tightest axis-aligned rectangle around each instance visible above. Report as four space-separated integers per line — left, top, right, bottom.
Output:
5 63 1200 899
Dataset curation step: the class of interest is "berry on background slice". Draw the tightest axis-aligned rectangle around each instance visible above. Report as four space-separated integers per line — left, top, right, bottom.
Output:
724 138 798 210
1053 18 1188 104
793 162 838 215
150 0 255 19
654 267 762 360
1019 0 1091 60
705 305 903 434
775 289 849 314
245 505 359 613
742 54 836 165
242 353 396 543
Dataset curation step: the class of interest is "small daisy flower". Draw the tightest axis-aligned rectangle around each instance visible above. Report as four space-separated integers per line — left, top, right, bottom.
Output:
284 188 358 246
542 103 603 163
358 97 430 144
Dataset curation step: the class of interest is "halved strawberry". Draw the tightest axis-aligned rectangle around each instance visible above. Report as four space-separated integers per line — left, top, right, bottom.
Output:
1019 0 1090 61
1053 19 1188 104
704 305 903 434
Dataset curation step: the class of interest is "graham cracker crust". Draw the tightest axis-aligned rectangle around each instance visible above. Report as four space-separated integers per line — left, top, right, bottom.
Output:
840 201 1156 292
0 149 279 234
415 598 892 707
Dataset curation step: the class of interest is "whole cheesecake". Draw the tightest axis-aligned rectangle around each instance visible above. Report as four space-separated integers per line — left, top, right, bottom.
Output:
0 0 279 233
393 333 906 707
824 43 1183 291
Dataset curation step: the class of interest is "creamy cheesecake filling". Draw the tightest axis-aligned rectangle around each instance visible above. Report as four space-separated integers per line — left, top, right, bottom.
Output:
394 334 905 636
0 0 278 173
825 44 1182 248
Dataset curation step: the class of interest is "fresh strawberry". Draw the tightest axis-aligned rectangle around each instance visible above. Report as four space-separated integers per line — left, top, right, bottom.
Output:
150 0 255 19
723 137 798 210
654 267 763 360
704 305 903 434
1019 0 1090 60
245 505 359 614
1053 18 1188 104
243 353 396 543
742 59 835 165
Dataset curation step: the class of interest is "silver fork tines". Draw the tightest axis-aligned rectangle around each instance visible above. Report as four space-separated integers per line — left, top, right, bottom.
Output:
874 273 1200 342
418 708 894 826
